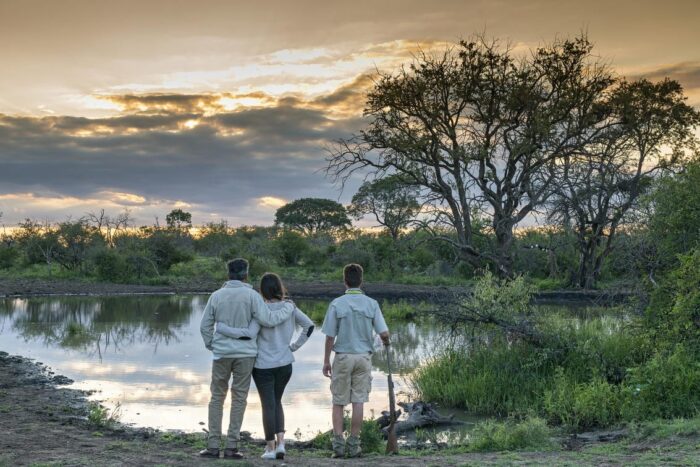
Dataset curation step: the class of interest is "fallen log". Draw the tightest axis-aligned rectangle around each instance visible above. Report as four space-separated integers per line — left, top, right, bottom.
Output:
381 401 460 435
376 409 403 429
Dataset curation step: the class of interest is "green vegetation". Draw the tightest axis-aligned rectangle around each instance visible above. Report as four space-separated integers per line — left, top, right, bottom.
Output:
468 417 553 452
414 230 700 433
310 417 384 454
86 402 121 429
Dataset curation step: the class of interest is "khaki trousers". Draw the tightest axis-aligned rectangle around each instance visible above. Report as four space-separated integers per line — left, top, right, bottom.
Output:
207 356 256 449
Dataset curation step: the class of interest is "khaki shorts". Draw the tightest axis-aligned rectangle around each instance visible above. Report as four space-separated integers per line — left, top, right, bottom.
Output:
330 352 372 405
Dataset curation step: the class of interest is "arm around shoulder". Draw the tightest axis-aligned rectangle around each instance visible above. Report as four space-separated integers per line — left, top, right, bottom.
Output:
253 294 294 327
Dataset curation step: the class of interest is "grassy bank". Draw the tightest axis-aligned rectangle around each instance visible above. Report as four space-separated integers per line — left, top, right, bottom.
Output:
413 259 700 434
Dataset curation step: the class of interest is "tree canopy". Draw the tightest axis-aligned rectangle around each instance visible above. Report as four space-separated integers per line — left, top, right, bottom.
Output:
274 198 351 236
348 175 420 240
327 34 698 282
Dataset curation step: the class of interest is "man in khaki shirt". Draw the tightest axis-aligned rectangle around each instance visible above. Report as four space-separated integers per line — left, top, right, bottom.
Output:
199 258 293 459
322 263 390 458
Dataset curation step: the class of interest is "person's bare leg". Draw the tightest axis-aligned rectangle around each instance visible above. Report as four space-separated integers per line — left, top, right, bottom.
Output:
350 402 363 436
276 432 284 446
332 404 345 435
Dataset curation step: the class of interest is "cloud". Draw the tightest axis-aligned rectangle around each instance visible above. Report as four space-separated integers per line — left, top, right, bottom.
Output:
628 61 700 106
257 196 287 209
0 80 370 225
631 62 700 90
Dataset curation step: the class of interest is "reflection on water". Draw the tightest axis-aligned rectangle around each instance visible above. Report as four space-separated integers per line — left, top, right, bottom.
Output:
0 295 445 439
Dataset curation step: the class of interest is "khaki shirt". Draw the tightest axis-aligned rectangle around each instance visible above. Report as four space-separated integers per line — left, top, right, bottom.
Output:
321 288 389 354
200 280 293 359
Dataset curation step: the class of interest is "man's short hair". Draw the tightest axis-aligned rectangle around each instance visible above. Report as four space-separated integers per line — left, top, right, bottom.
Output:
343 263 363 288
227 258 249 281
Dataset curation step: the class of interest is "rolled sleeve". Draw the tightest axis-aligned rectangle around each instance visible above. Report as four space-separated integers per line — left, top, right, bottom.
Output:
321 304 338 337
373 303 389 334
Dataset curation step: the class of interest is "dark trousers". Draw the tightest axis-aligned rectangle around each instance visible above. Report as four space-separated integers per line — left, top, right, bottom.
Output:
252 364 293 441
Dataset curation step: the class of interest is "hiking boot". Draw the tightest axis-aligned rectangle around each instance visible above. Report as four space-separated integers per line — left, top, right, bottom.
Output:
346 435 362 458
198 448 220 458
223 448 244 459
331 434 346 458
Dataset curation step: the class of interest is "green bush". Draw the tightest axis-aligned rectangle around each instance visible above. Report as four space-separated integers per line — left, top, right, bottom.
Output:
549 315 648 384
544 370 622 430
168 256 223 280
0 245 18 269
308 418 384 454
413 344 553 416
359 419 384 454
93 249 129 282
274 230 310 266
468 416 552 452
645 248 700 353
622 345 700 420
146 231 194 272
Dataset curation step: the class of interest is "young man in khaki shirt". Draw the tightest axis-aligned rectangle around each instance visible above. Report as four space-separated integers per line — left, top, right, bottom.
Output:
321 263 390 458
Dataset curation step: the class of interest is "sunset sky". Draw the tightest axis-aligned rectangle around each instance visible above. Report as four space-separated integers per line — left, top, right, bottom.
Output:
1 0 699 227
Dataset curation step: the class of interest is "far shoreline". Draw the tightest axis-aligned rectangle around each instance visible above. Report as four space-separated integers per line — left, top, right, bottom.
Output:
0 277 632 305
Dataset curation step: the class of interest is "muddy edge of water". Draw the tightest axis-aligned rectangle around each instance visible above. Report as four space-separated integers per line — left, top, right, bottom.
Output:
0 278 632 304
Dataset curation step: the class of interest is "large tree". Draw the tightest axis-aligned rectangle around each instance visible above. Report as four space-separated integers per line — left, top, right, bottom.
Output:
274 198 351 236
348 175 420 240
548 79 699 288
165 209 192 232
326 35 614 277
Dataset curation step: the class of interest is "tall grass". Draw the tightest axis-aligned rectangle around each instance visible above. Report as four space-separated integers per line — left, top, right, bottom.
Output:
468 416 553 452
413 313 649 427
412 343 554 416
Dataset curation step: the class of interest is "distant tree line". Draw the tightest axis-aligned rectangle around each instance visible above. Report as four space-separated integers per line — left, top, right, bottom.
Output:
1 34 698 290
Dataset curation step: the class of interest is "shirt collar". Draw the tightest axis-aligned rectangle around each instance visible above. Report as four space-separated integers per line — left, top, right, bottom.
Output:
345 288 364 295
223 280 252 289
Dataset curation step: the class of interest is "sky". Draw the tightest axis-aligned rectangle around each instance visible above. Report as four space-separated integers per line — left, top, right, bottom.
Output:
1 0 699 227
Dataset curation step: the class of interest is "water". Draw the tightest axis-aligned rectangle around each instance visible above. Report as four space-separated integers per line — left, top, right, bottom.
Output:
0 295 444 439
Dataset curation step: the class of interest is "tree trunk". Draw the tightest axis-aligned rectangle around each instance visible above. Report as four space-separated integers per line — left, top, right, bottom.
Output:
494 224 515 278
577 237 598 289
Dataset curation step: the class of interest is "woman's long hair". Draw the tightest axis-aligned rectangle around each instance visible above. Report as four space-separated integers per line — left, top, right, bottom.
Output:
259 272 287 301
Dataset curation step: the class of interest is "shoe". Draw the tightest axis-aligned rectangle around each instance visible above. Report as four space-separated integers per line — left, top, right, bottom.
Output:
346 435 362 458
261 448 276 460
223 448 244 459
198 448 220 458
331 434 345 458
275 442 285 460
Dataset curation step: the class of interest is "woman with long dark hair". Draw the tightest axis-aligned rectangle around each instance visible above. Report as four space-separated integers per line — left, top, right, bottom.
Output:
215 272 314 460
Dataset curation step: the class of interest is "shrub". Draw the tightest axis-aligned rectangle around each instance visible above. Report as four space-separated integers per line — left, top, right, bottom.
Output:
622 345 700 420
87 402 121 428
168 256 223 280
274 230 309 266
412 344 553 416
468 416 552 452
0 245 18 269
645 248 700 353
93 249 129 282
544 369 623 430
308 418 384 454
147 231 194 272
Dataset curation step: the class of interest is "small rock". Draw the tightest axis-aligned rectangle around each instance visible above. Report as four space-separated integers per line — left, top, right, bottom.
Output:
52 375 74 385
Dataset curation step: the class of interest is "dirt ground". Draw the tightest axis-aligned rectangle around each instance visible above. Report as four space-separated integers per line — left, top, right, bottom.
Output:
2 351 699 466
